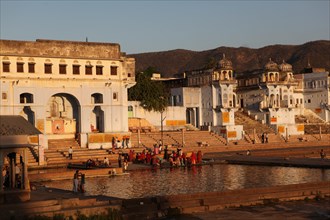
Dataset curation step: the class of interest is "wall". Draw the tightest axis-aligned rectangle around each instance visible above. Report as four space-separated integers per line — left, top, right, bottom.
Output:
128 101 186 130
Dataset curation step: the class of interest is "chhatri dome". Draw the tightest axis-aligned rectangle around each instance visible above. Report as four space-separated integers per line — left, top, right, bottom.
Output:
278 60 292 72
217 54 233 70
264 58 279 71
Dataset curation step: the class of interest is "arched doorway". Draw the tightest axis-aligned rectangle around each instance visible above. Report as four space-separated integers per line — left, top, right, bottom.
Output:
186 108 199 127
91 106 104 132
46 93 81 137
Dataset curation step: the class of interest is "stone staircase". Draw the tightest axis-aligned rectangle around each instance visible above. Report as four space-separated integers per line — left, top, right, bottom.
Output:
27 147 39 167
295 109 330 134
235 111 275 135
130 131 229 148
121 197 162 219
3 181 329 220
0 195 122 220
42 139 118 168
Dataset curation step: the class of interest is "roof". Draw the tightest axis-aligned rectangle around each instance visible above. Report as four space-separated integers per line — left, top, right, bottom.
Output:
0 115 42 136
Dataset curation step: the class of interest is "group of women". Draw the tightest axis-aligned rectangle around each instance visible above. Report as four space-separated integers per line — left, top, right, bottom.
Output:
126 145 203 168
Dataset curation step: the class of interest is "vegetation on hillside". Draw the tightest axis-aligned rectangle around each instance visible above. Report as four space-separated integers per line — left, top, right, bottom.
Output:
130 40 330 77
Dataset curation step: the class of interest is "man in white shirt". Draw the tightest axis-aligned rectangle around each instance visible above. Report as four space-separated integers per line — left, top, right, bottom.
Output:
68 147 73 159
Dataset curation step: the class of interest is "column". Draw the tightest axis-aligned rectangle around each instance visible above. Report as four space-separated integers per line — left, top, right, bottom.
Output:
181 128 185 147
0 152 3 192
23 149 29 190
10 157 15 189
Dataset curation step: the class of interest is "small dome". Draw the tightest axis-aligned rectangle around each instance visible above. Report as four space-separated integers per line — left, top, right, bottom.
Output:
264 58 278 71
278 60 292 72
217 54 233 70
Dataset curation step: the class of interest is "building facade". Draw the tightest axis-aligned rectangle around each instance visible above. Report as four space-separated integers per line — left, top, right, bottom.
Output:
294 67 330 122
167 55 243 141
236 59 305 136
0 39 135 148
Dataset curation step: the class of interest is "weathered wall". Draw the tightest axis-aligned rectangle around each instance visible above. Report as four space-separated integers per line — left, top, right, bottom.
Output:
0 39 121 60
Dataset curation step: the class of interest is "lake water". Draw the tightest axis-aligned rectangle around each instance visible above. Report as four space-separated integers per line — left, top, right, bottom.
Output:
44 164 330 199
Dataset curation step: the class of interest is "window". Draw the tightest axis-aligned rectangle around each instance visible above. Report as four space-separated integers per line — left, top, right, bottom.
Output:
45 64 52 74
96 66 103 75
59 64 67 74
17 62 24 72
128 106 133 111
85 65 92 75
28 63 35 73
2 62 10 72
113 92 118 100
111 66 117 75
2 92 7 100
308 99 311 103
91 93 103 104
73 65 80 75
20 93 34 103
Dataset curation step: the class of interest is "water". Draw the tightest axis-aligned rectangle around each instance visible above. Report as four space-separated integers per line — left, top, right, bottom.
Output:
44 164 330 199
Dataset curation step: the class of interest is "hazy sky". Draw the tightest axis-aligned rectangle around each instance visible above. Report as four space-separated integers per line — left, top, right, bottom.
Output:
1 1 329 54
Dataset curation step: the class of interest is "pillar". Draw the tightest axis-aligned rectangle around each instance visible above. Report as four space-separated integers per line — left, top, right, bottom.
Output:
38 146 45 166
319 126 322 141
0 152 3 193
23 149 29 190
137 129 141 148
10 157 15 189
181 128 185 147
286 127 289 142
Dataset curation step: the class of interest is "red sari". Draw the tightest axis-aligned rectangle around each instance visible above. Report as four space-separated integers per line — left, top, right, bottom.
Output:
191 152 196 165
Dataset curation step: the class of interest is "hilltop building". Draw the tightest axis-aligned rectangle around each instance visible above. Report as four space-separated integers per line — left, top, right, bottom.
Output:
0 39 135 148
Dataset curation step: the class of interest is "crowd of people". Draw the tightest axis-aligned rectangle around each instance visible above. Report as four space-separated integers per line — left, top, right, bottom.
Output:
125 143 203 168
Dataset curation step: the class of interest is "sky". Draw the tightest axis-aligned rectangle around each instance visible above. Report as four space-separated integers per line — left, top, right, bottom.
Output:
0 0 329 54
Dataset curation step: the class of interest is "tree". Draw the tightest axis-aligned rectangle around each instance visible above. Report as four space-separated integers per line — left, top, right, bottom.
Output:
128 67 168 112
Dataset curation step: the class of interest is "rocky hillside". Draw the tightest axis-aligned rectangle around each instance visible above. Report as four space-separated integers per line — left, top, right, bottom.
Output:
129 40 330 77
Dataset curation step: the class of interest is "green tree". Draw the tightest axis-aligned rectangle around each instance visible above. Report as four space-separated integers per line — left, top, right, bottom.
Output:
128 67 168 112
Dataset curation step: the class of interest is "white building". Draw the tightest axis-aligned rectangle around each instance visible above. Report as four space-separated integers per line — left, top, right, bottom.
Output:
167 55 243 141
295 67 330 122
0 39 135 149
236 59 304 136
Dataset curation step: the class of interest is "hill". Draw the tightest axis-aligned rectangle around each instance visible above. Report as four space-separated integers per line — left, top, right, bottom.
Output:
129 40 330 77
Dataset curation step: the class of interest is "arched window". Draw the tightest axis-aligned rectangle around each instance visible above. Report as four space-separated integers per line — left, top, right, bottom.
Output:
91 93 103 104
20 93 34 104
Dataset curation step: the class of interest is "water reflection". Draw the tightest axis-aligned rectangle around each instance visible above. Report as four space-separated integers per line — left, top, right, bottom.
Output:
45 164 330 199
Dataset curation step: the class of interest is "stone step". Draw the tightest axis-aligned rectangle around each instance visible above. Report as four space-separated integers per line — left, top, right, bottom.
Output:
0 200 62 219
23 204 122 220
121 199 160 220
0 199 59 210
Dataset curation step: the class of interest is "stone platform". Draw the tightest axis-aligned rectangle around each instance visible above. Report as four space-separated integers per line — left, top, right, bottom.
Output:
29 167 125 182
213 155 330 168
0 181 329 219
